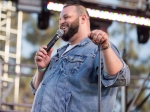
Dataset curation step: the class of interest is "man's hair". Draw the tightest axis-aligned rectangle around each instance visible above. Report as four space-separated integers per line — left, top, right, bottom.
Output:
63 4 90 18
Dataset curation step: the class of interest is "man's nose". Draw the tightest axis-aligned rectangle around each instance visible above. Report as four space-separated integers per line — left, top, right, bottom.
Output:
59 18 65 25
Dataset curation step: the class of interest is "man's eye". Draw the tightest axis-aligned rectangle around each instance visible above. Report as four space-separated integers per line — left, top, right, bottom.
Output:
64 16 68 19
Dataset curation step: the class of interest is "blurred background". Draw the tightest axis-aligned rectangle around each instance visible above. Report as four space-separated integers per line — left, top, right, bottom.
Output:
0 0 150 112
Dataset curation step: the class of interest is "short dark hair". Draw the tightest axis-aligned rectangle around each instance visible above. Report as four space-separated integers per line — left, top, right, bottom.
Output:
63 4 90 18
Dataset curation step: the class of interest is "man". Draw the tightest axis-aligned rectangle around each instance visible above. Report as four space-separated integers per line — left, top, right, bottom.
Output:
30 4 130 112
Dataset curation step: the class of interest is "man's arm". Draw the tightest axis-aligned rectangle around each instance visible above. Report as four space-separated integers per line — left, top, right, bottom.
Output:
30 70 45 95
88 30 123 76
100 43 130 87
89 30 130 87
31 46 53 92
100 43 123 76
32 70 45 89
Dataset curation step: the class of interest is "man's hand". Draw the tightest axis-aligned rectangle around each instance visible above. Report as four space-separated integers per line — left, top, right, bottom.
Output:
34 45 53 69
88 30 109 48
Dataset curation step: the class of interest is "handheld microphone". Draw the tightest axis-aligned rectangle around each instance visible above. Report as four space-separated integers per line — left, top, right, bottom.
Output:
46 29 64 52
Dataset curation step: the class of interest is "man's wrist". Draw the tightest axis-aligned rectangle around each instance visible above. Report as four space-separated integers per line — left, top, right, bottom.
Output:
38 67 47 72
100 42 111 51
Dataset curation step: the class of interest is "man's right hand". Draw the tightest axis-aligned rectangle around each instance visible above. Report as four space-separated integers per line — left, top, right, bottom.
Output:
34 45 53 69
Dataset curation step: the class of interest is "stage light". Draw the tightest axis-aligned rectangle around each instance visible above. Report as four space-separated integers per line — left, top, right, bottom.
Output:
47 2 64 12
47 2 150 27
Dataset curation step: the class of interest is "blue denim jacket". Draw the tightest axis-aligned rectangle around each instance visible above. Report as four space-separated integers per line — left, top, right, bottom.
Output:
30 38 130 112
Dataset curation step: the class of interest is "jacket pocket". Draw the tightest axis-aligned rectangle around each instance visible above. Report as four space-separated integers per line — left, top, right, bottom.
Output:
49 56 59 70
61 55 86 75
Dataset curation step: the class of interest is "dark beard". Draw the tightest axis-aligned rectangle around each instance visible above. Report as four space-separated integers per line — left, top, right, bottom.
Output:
61 18 79 41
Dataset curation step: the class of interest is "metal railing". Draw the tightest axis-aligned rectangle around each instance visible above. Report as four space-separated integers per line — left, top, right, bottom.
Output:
0 61 36 112
0 61 150 112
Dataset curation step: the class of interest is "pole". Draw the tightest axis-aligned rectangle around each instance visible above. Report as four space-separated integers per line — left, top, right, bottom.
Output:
98 45 101 112
0 61 2 107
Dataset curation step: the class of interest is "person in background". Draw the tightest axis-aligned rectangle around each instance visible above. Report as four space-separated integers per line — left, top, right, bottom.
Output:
30 4 130 112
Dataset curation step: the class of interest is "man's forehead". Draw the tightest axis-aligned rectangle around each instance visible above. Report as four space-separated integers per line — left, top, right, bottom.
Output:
60 6 77 16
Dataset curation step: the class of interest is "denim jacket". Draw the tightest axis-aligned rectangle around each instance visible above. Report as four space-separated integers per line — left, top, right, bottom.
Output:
30 38 130 112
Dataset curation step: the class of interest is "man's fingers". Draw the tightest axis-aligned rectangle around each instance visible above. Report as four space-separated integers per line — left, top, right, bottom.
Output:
35 55 43 61
42 45 47 49
89 30 102 40
39 46 47 55
47 48 54 56
36 51 46 58
36 45 53 58
35 45 48 61
88 30 109 46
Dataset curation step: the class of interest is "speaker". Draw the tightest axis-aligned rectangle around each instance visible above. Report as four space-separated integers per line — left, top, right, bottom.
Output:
137 25 150 44
38 10 50 29
37 0 50 29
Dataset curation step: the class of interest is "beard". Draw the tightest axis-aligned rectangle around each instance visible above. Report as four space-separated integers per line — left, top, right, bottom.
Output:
61 18 79 41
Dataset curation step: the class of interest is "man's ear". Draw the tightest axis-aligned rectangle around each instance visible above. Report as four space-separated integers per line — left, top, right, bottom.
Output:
80 15 87 24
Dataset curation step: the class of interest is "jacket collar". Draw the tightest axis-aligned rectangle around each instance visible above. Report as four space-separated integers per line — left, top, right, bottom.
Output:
76 37 91 47
57 37 91 57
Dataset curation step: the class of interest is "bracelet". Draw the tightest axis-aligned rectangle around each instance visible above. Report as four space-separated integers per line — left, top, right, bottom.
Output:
38 67 47 72
100 43 111 51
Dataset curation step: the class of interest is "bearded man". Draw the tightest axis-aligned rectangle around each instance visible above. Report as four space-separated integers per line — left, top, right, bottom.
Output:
30 4 130 112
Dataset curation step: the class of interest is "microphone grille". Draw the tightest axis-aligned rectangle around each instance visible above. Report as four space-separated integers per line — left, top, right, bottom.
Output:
57 29 64 37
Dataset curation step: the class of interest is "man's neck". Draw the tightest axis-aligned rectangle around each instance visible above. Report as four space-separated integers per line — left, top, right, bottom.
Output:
69 34 86 45
69 30 90 45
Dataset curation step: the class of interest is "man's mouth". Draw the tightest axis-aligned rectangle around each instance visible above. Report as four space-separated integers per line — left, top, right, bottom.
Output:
60 26 68 33
61 24 68 29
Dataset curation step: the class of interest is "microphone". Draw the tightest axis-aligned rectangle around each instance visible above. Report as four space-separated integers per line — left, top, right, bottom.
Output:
46 29 64 52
